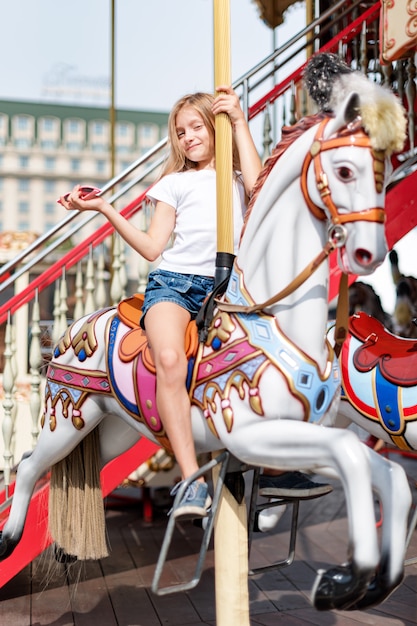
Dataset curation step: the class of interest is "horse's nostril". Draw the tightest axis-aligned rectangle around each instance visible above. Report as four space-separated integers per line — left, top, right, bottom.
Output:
355 249 373 265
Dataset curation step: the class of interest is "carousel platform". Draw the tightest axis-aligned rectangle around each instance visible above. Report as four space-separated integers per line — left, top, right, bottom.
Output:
0 449 416 626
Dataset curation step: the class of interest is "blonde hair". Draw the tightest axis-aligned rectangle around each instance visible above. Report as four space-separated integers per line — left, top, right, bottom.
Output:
161 92 241 177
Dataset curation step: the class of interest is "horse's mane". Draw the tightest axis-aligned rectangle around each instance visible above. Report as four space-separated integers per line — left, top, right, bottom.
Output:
242 112 327 237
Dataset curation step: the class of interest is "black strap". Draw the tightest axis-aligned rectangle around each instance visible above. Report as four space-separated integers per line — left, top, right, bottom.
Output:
196 275 230 343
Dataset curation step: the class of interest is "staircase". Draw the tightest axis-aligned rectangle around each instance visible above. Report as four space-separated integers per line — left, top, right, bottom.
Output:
0 0 416 586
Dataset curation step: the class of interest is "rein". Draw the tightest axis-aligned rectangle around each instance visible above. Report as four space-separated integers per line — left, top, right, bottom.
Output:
215 240 348 356
215 117 386 355
215 240 335 314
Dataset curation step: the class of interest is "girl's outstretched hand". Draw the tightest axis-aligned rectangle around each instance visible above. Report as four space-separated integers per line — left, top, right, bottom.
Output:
57 185 104 212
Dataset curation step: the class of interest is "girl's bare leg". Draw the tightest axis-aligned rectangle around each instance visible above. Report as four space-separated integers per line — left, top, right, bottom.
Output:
144 302 202 481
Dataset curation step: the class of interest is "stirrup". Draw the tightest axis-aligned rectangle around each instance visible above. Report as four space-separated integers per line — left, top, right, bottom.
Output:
151 450 230 595
247 467 300 575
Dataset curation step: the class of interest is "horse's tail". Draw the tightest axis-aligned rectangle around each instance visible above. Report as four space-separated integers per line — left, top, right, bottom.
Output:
48 428 108 560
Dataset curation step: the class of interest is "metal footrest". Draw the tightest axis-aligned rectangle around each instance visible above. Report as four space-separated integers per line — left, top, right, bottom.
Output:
151 450 230 596
405 503 417 566
248 468 300 575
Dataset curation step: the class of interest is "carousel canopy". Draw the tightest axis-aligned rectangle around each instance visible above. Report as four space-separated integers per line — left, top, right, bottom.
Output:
253 0 300 29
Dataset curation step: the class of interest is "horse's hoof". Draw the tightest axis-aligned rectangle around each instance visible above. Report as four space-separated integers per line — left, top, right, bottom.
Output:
345 572 403 610
312 564 373 611
0 532 18 560
54 544 78 564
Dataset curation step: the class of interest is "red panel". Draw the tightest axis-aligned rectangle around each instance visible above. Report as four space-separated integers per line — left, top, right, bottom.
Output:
385 171 417 250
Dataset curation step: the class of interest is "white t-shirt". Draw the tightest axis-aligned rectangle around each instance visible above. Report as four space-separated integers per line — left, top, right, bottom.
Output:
146 169 247 277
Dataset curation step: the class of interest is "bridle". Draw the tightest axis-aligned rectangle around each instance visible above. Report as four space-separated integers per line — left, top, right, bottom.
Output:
301 117 386 227
216 117 387 352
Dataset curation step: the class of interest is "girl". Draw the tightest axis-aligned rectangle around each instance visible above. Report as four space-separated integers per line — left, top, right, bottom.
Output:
60 85 262 519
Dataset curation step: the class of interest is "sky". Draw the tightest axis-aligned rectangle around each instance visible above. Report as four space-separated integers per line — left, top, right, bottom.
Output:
1 0 416 313
1 0 305 112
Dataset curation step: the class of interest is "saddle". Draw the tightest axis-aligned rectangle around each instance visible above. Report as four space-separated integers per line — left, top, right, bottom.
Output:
117 294 199 372
349 311 417 386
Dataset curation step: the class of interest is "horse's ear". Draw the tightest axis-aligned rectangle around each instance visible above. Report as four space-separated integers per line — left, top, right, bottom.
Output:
324 92 361 136
344 92 360 124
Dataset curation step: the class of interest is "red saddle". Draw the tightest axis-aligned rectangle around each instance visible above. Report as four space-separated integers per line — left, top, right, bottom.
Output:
349 312 417 387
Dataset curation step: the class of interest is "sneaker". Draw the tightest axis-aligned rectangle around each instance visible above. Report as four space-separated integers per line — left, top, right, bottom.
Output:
259 471 333 500
170 480 212 520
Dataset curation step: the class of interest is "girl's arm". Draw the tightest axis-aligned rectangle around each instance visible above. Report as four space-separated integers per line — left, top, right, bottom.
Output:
59 187 175 262
212 85 262 196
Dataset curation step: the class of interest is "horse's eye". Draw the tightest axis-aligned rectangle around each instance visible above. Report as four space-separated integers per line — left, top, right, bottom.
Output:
337 166 353 180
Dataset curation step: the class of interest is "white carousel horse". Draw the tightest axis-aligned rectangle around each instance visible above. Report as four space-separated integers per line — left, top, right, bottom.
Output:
0 91 411 612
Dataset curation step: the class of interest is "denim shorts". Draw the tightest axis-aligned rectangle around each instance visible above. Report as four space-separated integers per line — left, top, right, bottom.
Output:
140 269 215 329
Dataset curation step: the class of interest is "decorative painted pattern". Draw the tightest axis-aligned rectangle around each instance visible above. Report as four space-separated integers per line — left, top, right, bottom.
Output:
190 265 340 437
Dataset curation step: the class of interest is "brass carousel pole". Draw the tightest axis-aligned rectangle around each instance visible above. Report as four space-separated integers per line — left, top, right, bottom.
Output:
306 0 314 60
109 0 116 295
212 2 250 625
110 0 116 182
213 0 234 285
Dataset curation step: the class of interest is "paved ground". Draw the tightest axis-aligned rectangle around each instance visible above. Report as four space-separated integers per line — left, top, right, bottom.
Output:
0 449 416 625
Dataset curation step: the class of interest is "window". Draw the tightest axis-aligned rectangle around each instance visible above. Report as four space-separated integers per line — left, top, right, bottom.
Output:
18 201 29 214
93 121 105 135
44 180 55 194
66 141 82 151
15 138 31 148
96 159 106 173
42 118 55 132
138 123 157 140
0 178 3 191
70 158 81 172
19 155 29 169
68 119 81 133
117 123 129 137
18 179 30 192
141 124 152 138
16 116 29 130
18 220 30 230
44 156 55 171
41 140 58 150
45 202 55 215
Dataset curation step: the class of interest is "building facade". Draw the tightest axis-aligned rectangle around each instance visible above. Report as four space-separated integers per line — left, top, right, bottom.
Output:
0 99 168 237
